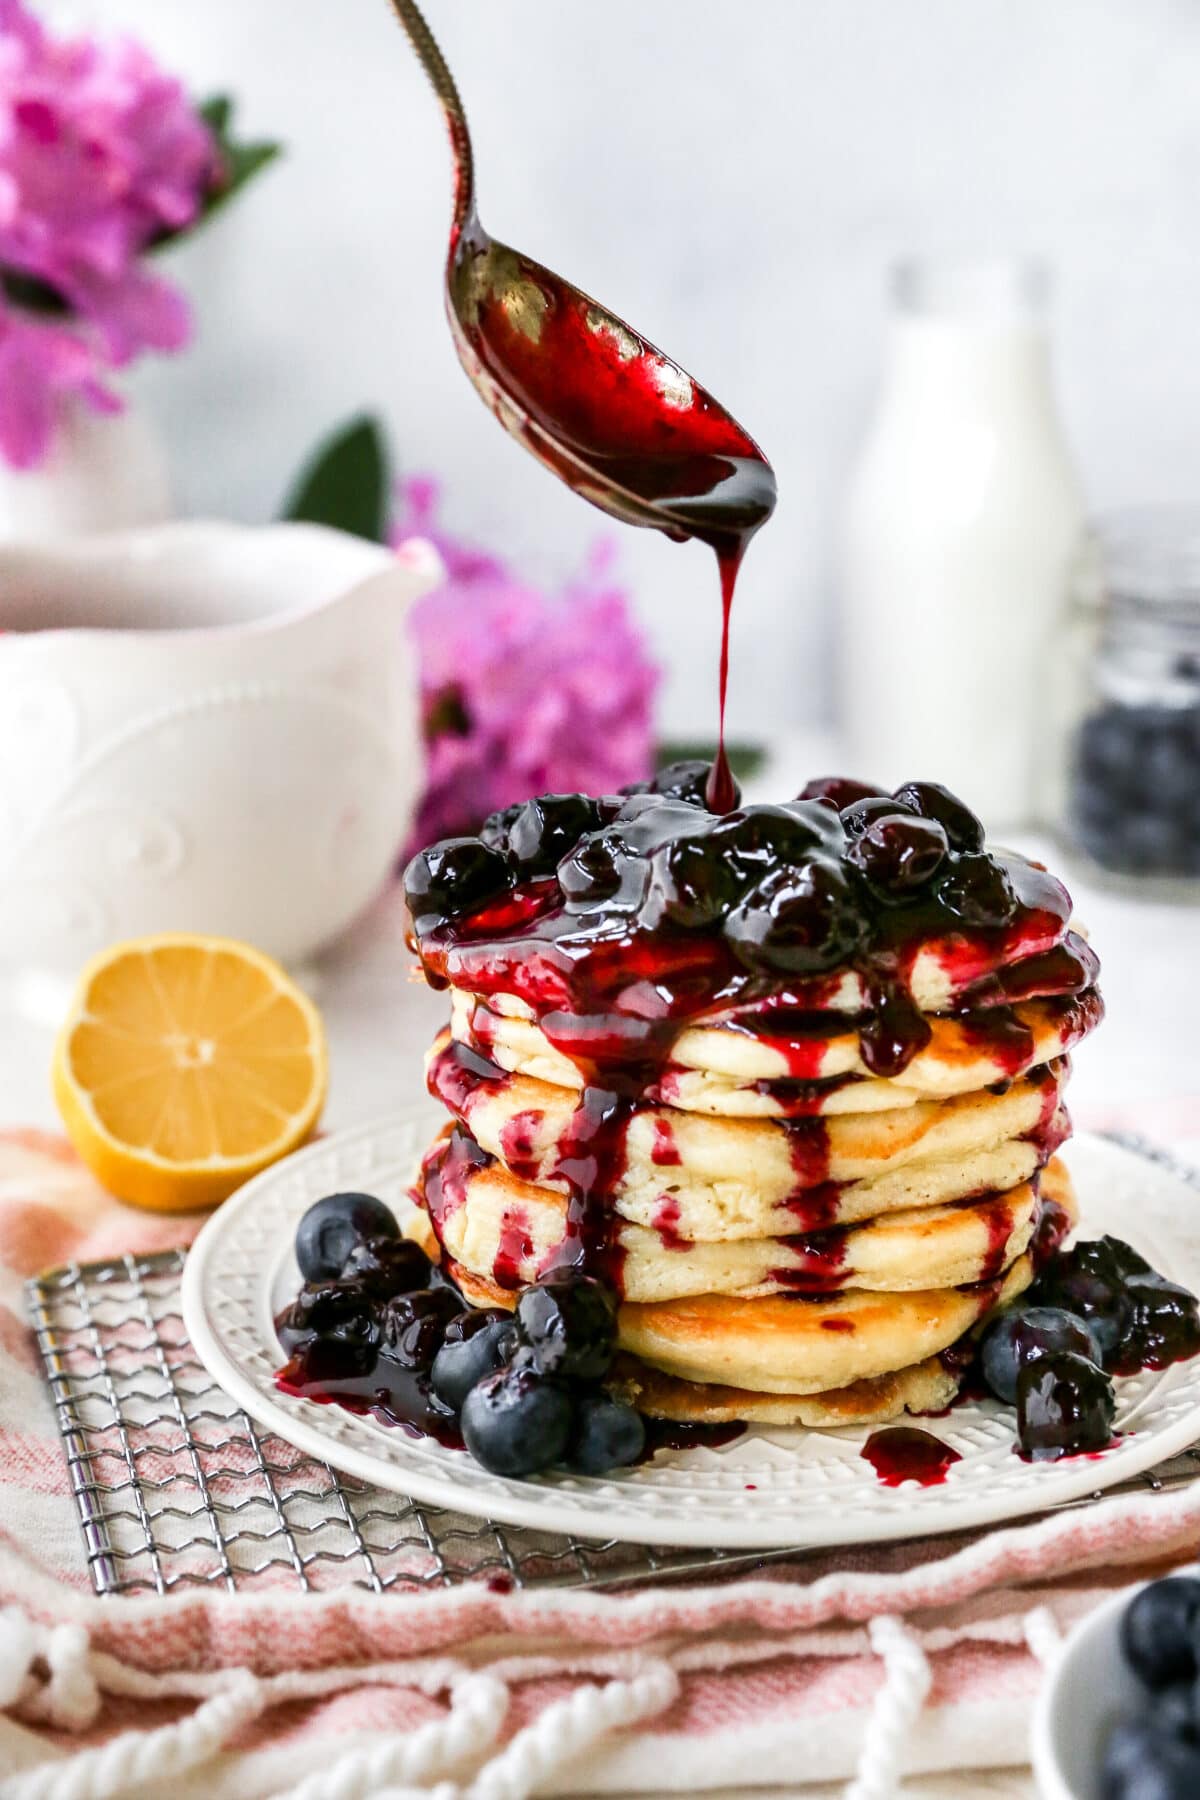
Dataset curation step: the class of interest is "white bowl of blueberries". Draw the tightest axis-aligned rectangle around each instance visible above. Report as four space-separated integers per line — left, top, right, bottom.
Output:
1032 1569 1200 1798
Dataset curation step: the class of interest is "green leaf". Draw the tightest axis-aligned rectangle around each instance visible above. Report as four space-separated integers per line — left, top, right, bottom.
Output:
193 92 282 228
656 740 767 782
281 414 392 543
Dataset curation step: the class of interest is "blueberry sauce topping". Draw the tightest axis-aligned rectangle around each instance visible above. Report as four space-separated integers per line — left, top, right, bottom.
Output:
406 775 1097 1304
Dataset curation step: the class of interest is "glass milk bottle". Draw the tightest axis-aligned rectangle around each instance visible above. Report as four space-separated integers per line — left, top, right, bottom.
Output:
838 260 1086 827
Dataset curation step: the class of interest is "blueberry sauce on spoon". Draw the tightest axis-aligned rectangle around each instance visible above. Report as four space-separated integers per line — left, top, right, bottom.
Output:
385 0 776 810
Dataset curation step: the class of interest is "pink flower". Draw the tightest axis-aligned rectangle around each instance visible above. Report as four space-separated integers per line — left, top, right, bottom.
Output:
0 2 217 467
397 479 660 850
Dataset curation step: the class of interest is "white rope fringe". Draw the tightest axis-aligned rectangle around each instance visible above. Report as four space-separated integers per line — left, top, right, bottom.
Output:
843 1615 932 1800
0 1610 100 1735
0 1605 677 1800
468 1657 680 1800
4 1672 262 1800
277 1673 508 1800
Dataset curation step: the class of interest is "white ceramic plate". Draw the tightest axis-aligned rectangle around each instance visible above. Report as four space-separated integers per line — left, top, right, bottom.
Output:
181 1120 1200 1550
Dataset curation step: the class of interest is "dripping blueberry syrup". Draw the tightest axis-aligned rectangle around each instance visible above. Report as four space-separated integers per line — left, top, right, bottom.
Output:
498 1109 544 1182
651 1194 689 1252
649 1118 682 1167
492 1207 535 1290
450 195 776 819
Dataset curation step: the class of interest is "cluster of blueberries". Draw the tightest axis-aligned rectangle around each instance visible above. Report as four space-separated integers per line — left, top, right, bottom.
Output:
978 1236 1199 1460
1103 1574 1200 1797
1071 701 1200 879
279 1189 646 1478
276 1200 1200 1482
404 760 1018 977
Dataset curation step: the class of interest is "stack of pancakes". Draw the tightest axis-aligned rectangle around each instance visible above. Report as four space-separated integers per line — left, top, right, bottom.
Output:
406 784 1101 1429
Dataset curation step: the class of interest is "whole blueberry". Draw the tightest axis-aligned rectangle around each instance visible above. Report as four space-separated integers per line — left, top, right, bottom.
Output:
1118 812 1189 876
937 853 1018 928
516 1273 617 1380
403 837 511 930
1145 728 1198 812
430 1313 519 1411
611 796 717 855
1077 706 1138 785
654 830 741 927
507 794 605 877
460 1364 575 1476
1033 1236 1152 1362
1148 1681 1199 1743
295 1192 399 1283
622 758 733 810
381 1287 462 1372
1122 1276 1200 1372
1102 1720 1200 1800
339 1235 432 1298
478 802 524 852
795 776 886 813
840 794 915 838
1121 1579 1200 1689
980 1305 1105 1405
275 1281 380 1378
566 1394 646 1474
706 803 844 882
558 832 633 907
1015 1349 1115 1461
276 1279 379 1352
846 812 949 896
725 859 865 975
891 781 985 853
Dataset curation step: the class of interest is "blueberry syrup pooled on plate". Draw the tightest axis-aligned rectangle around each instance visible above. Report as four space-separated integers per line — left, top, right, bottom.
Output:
861 1428 962 1488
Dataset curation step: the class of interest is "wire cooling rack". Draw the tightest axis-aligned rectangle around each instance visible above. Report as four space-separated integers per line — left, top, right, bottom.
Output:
26 1248 799 1596
25 1134 1200 1599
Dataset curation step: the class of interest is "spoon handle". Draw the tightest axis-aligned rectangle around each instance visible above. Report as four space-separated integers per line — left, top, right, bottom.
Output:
386 0 476 234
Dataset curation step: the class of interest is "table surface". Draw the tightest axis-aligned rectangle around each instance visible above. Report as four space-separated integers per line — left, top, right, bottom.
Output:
2 764 1195 1798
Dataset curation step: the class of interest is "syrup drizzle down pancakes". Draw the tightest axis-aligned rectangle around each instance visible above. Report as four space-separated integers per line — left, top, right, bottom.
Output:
404 769 1101 1425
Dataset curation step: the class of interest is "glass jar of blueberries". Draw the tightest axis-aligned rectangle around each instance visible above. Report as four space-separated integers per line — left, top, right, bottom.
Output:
1058 507 1200 894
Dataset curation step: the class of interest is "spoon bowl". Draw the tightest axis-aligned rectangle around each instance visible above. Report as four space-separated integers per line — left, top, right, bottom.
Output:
388 0 776 545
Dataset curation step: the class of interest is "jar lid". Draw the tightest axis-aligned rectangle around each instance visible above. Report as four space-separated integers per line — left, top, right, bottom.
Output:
1100 506 1200 613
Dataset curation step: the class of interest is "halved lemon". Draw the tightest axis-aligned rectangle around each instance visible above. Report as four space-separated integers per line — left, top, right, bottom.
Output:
52 934 328 1212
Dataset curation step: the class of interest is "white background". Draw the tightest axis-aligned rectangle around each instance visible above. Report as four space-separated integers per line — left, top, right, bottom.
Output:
44 0 1200 738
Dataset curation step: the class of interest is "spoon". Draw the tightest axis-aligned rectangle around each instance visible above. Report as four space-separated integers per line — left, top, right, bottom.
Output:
385 0 777 552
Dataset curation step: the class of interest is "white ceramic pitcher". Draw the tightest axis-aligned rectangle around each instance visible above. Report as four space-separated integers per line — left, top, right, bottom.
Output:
0 521 442 995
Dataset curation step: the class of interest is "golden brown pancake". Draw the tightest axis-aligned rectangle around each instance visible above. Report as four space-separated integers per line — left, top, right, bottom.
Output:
437 1238 1046 1401
418 1140 1044 1302
427 1028 1067 1234
609 1352 963 1427
614 1251 1038 1395
451 988 1101 1115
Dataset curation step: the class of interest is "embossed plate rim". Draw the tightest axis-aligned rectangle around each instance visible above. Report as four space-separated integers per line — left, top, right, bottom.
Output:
181 1116 1200 1550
